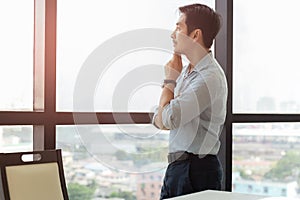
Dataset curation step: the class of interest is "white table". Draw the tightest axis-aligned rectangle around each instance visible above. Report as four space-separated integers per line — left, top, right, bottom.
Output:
168 190 293 200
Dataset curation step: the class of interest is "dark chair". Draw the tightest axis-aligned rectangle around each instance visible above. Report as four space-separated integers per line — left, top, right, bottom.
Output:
0 149 69 200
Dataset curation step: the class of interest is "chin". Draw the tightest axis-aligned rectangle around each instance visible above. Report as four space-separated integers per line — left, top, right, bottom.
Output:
173 49 183 55
173 47 181 54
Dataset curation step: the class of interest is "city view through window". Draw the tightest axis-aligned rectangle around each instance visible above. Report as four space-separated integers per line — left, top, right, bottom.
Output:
231 0 300 198
1 124 300 199
56 125 168 200
233 123 300 198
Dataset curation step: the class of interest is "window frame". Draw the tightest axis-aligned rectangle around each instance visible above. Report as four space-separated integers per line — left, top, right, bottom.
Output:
1 0 300 192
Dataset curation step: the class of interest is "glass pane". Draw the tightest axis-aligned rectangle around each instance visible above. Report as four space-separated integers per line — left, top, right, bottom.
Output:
0 1 34 111
233 123 300 198
57 0 214 112
233 0 300 113
0 126 33 152
57 125 169 199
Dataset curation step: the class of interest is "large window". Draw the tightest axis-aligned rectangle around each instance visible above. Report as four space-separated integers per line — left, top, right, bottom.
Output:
232 0 300 198
4 0 300 199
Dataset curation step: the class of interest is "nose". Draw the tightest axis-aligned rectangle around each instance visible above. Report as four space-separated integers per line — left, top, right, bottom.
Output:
171 29 176 39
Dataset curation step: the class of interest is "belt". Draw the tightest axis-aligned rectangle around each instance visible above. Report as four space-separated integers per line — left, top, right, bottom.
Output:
167 151 213 164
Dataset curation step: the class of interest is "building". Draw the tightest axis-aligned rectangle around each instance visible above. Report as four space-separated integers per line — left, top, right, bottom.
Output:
233 173 299 198
136 171 164 200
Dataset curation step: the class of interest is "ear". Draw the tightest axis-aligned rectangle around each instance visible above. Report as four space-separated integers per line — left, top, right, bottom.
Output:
191 29 202 42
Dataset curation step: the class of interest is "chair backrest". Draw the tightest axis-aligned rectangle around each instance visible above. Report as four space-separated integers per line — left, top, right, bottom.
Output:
0 149 69 200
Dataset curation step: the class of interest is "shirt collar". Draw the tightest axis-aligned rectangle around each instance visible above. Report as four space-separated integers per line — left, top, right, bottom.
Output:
191 51 214 73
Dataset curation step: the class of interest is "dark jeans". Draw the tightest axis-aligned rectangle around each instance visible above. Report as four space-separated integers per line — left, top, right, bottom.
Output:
160 154 223 200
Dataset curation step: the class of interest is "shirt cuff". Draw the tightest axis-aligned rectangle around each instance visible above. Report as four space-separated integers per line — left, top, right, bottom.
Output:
162 103 172 129
152 106 160 129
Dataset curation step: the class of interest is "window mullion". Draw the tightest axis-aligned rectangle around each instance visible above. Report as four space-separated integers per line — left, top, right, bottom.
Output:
43 0 57 150
216 0 233 192
33 0 57 150
33 0 46 151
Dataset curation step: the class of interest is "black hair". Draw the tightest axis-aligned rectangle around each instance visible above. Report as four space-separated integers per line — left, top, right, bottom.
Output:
179 3 222 48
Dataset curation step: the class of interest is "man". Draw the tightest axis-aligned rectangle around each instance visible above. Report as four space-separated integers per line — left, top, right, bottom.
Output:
153 3 228 199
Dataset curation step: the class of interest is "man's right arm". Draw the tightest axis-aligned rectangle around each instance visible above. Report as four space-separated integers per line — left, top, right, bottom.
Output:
153 54 182 130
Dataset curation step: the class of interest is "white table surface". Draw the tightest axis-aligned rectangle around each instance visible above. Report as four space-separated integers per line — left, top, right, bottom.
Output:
167 190 294 200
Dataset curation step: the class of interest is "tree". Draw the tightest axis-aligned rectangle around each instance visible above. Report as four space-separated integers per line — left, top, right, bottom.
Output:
264 150 300 183
68 183 95 200
110 191 136 200
238 169 254 180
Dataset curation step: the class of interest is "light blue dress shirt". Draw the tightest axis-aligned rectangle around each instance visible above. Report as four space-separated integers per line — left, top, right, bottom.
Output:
154 52 228 155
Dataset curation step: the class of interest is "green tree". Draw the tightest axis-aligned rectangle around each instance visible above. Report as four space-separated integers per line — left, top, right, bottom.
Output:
239 169 254 180
264 150 300 183
110 191 136 200
68 183 95 200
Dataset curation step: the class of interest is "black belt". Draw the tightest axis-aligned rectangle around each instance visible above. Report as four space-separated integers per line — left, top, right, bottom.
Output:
167 151 214 164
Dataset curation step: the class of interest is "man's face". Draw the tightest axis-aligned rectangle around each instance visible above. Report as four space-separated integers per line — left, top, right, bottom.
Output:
171 14 191 55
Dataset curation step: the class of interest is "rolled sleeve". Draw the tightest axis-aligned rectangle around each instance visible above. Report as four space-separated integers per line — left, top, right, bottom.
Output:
152 106 160 129
161 72 221 130
162 103 178 129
